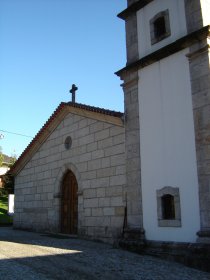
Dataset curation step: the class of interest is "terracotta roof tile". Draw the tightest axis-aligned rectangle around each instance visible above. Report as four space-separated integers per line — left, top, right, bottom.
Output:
67 102 123 118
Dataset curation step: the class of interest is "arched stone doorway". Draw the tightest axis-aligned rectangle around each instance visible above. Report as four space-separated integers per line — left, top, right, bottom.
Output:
60 170 78 234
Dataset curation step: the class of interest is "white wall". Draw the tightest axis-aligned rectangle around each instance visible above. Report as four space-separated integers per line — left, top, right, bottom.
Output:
138 49 200 242
137 0 187 58
0 166 10 176
201 0 210 27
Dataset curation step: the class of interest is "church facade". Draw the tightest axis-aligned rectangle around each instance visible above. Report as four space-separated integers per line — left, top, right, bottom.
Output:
11 0 210 245
12 103 126 243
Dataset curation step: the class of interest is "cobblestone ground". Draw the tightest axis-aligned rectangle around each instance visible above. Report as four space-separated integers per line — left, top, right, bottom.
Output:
0 227 209 280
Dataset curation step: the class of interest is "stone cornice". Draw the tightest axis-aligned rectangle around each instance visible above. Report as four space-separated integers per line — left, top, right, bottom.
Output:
118 0 154 20
115 25 210 78
186 44 209 60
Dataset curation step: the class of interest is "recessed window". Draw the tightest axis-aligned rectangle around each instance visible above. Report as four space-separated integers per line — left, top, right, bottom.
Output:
161 194 175 220
156 186 181 227
64 136 72 150
154 16 166 38
150 10 171 45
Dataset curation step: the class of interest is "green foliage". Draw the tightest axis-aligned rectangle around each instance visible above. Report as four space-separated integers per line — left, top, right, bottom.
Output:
2 173 14 194
9 157 16 166
0 146 4 167
1 152 16 194
0 154 3 167
0 148 16 194
0 195 13 225
9 152 17 167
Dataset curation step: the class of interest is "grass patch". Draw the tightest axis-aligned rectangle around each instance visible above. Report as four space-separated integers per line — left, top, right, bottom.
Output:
0 195 13 225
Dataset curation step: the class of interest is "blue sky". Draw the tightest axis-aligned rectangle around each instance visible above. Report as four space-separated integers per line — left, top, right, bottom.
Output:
0 0 126 158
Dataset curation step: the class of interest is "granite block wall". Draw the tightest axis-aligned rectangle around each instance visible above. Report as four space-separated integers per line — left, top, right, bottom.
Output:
14 112 125 243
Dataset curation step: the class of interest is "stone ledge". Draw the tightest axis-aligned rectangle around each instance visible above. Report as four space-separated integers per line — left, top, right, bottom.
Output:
197 230 210 244
122 227 145 241
197 230 210 237
118 0 154 20
118 239 210 273
115 25 210 77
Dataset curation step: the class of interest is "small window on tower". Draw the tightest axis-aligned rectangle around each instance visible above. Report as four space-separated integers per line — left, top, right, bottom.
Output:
161 194 175 220
156 186 181 227
150 10 171 45
154 16 166 38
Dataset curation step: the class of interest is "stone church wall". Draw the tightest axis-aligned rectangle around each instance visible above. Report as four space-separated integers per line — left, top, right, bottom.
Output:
14 112 125 243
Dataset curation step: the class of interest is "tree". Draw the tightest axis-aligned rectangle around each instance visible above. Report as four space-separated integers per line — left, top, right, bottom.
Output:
2 173 14 194
1 150 16 194
0 146 4 167
9 153 17 167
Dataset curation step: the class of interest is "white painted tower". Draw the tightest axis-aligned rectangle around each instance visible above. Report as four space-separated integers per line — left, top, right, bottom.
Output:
116 0 210 243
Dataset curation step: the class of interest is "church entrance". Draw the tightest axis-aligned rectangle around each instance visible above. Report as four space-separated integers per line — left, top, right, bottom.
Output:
60 170 78 234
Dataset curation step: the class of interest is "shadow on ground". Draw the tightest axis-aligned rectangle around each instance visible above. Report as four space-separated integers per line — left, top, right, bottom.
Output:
0 227 210 280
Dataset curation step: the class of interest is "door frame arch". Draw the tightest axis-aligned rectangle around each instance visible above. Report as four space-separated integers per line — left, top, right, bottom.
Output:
54 163 82 233
60 169 78 234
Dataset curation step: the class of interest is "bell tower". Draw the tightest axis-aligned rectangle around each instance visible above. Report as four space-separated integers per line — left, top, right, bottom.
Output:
116 0 210 243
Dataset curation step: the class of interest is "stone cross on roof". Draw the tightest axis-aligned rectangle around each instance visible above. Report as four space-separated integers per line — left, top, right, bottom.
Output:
69 84 78 103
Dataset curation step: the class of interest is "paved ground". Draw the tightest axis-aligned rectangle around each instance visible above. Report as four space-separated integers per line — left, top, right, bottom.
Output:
0 227 210 280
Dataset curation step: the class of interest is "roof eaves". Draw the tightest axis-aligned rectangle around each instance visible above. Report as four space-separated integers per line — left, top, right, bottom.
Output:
10 102 67 176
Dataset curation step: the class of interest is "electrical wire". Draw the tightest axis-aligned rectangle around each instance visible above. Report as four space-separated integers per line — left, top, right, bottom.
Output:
0 129 33 138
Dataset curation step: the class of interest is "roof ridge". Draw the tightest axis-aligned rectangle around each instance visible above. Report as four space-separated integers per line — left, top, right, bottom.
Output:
67 102 123 117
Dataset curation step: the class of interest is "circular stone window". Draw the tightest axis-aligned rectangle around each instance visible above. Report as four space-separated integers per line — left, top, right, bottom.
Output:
64 136 72 150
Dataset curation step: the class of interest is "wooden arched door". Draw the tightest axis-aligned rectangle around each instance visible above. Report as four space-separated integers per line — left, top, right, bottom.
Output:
61 170 78 234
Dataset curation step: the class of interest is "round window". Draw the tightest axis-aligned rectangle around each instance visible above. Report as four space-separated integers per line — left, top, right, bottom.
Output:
64 136 72 150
